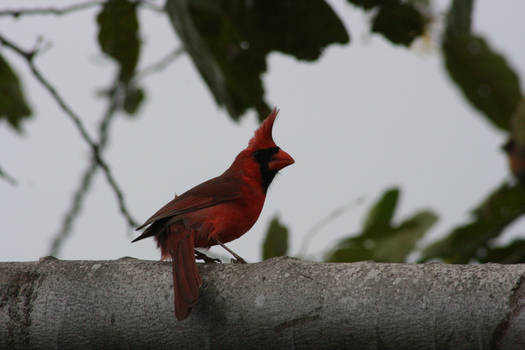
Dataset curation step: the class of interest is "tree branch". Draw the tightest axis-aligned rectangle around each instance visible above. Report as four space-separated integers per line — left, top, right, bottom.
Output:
1 257 524 349
49 45 185 256
0 1 104 18
133 47 185 82
49 86 120 256
0 164 17 186
0 0 163 18
48 162 97 257
297 197 365 257
0 34 138 228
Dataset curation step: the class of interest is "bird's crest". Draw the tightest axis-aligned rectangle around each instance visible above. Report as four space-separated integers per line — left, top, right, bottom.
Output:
249 108 278 149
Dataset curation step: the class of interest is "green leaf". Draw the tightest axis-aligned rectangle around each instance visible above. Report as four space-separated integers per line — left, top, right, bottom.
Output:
407 0 431 8
480 240 525 264
442 0 522 132
346 0 427 46
262 216 289 260
421 221 488 263
371 3 427 46
421 182 525 263
123 85 145 115
362 187 399 234
97 0 140 83
166 0 349 121
327 211 437 263
327 244 374 263
443 34 522 131
444 0 473 39
373 211 437 262
326 188 438 263
0 55 32 132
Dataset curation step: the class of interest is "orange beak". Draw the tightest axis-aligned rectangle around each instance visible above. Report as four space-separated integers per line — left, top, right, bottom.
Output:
268 149 295 170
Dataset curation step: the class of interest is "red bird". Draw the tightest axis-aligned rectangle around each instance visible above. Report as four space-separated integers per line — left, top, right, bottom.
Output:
132 109 294 320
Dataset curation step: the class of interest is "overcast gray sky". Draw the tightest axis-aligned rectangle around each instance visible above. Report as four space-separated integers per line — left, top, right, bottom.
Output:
2 0 524 262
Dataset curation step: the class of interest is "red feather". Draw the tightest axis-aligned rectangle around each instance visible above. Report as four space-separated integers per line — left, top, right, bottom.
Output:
133 108 294 320
248 108 278 149
133 176 241 234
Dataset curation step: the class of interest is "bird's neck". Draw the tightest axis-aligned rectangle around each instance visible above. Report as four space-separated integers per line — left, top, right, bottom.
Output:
258 165 277 194
225 150 276 194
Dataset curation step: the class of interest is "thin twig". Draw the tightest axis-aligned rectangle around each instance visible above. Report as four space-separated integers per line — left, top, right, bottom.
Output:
0 34 139 228
133 47 185 81
0 164 17 186
49 45 184 255
0 1 104 18
137 0 165 13
49 159 97 256
49 86 120 256
296 197 365 257
0 0 164 18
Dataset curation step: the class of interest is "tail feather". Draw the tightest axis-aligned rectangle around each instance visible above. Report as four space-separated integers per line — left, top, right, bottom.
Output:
178 234 201 301
131 230 154 243
139 220 202 321
132 219 165 243
170 233 202 320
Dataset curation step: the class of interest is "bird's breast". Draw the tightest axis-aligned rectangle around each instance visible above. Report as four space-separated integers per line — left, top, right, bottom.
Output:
190 189 265 248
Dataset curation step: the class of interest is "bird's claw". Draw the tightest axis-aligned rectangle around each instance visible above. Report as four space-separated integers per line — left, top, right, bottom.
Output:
204 257 222 264
231 257 247 264
195 251 222 264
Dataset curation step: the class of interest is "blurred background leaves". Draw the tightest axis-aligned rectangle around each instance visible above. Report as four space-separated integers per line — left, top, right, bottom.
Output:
420 182 525 263
262 216 289 260
257 0 525 264
166 0 349 121
325 188 437 263
347 0 428 47
2 0 525 264
443 34 522 132
96 0 145 116
96 0 140 84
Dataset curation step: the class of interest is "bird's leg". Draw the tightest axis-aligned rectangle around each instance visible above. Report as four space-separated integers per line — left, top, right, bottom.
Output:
194 250 222 264
214 239 247 264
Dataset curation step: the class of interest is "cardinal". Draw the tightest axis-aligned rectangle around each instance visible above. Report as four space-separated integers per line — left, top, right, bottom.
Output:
132 108 294 320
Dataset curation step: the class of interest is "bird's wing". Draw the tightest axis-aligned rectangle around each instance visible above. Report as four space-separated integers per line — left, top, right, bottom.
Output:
136 175 241 231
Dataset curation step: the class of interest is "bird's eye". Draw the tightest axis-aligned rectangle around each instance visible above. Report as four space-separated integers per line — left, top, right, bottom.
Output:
253 147 279 161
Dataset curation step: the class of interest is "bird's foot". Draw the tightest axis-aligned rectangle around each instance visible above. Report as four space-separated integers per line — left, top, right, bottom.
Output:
195 250 222 264
231 257 247 264
214 239 247 264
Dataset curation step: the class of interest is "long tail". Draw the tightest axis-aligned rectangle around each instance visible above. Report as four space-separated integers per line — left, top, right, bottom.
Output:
168 233 202 321
132 219 166 243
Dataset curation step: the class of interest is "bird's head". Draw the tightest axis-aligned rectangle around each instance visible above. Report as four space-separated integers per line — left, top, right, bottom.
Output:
248 108 294 171
229 108 294 193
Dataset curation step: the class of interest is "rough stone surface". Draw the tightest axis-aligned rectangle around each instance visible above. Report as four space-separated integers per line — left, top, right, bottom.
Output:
1 257 525 349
